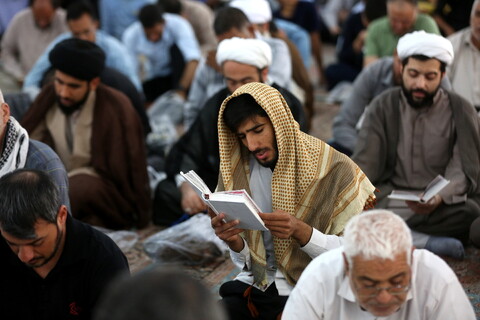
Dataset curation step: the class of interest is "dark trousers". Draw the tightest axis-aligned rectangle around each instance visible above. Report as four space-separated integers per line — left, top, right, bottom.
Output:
325 62 361 91
219 280 288 320
142 44 186 103
153 178 184 226
406 199 480 242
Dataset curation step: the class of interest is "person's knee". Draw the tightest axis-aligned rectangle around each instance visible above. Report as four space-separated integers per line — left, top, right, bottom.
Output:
470 217 480 248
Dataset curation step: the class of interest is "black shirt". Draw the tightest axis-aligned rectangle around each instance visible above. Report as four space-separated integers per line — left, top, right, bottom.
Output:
0 216 129 320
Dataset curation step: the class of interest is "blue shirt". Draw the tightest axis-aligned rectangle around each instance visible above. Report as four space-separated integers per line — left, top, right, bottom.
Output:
274 18 312 68
122 14 201 81
23 30 141 93
99 0 155 40
25 139 70 212
0 0 28 35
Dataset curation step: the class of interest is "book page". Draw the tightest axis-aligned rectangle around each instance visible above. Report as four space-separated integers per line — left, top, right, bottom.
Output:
422 175 450 202
387 175 450 203
180 171 212 197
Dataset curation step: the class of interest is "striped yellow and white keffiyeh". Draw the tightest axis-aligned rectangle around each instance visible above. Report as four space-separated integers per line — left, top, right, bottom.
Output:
217 82 376 286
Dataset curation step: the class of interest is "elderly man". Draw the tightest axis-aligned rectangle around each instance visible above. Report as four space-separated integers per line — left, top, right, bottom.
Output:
184 6 292 128
0 169 129 319
282 210 475 319
210 82 375 319
122 3 201 103
0 88 69 208
21 38 151 230
364 0 439 66
23 0 140 98
0 0 68 84
448 0 480 109
153 38 306 226
353 31 480 259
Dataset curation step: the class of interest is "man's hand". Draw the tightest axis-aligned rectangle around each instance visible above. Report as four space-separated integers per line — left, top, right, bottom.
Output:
209 210 245 252
180 182 207 215
406 194 443 215
258 210 313 246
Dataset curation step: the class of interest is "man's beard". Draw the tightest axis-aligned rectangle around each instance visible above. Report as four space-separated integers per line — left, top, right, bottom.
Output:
252 142 279 169
401 85 438 109
56 91 90 115
26 226 63 269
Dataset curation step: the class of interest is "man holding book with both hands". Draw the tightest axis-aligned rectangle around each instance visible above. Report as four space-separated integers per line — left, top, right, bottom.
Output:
210 81 376 320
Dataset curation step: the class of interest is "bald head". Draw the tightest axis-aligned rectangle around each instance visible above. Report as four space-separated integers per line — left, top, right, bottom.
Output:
387 0 418 36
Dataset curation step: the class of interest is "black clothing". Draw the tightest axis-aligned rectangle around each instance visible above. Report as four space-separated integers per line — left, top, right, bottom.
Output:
0 215 129 320
153 83 306 225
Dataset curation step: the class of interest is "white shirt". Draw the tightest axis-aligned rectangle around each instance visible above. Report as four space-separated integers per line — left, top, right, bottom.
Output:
448 28 480 108
282 247 475 320
229 157 343 294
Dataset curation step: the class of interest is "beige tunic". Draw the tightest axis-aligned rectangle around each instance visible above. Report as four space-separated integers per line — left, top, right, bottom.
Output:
31 91 96 177
388 89 468 216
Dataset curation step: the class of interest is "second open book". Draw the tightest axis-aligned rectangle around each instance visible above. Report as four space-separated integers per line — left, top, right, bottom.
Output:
387 175 450 203
180 170 268 231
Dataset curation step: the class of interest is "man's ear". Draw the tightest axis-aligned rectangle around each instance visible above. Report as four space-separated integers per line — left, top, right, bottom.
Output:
261 67 269 82
57 205 68 227
89 77 101 91
1 103 10 125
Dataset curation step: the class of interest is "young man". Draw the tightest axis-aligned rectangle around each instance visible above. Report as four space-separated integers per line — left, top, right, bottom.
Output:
122 3 201 102
23 0 140 97
211 82 376 319
283 210 475 319
353 31 480 258
153 37 306 225
0 169 129 319
22 38 150 229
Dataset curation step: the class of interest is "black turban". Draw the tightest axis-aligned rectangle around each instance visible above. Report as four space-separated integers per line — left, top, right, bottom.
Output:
49 38 106 81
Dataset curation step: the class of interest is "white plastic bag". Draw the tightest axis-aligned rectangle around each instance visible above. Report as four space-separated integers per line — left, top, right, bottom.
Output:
143 214 228 265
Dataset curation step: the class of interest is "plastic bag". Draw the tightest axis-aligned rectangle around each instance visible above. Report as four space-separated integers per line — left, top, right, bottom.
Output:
94 227 139 252
143 213 228 265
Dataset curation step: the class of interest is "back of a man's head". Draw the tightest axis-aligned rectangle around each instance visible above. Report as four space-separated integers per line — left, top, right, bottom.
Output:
343 210 413 265
157 0 182 14
94 268 227 320
223 93 268 133
139 4 164 29
214 7 250 36
0 169 60 239
66 0 97 21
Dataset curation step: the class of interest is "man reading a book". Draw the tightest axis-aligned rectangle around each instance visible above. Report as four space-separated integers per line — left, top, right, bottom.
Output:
352 31 480 259
210 82 376 320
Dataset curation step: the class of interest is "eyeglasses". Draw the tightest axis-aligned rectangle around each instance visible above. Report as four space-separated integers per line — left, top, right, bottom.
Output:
355 283 411 298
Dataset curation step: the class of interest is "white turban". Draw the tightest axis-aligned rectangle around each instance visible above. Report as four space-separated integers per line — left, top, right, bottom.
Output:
216 37 272 69
397 31 454 65
229 0 272 24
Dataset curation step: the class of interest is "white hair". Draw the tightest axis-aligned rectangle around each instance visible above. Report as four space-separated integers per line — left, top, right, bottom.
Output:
343 210 412 265
0 89 4 104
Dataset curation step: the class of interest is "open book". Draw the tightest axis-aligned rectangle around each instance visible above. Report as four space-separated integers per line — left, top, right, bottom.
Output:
180 170 268 231
387 175 450 203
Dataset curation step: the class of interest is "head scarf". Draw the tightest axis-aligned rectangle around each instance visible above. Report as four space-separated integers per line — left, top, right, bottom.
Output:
217 82 376 285
49 38 106 80
397 31 454 65
216 37 272 69
229 0 272 24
